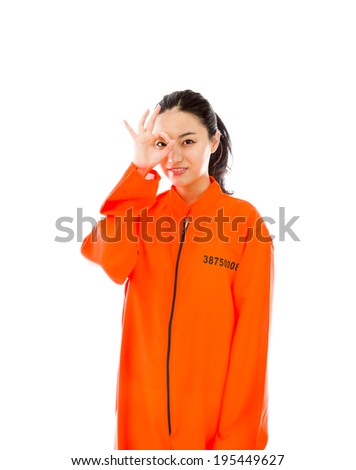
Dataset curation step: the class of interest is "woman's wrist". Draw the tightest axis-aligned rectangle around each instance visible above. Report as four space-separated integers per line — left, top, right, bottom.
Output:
137 168 151 177
131 163 153 178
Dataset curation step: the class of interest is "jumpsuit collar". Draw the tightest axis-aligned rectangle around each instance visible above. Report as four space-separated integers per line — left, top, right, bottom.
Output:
169 176 224 219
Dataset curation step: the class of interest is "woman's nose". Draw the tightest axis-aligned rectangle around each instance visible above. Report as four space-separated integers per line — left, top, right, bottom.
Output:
168 143 183 164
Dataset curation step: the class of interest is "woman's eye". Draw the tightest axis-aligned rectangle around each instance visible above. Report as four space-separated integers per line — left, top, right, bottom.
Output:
155 141 167 148
183 139 194 145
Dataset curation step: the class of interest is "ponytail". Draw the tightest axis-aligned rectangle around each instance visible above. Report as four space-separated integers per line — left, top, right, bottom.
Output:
209 113 233 195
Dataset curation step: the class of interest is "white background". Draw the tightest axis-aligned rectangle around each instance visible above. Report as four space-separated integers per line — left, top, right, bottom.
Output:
1 1 355 468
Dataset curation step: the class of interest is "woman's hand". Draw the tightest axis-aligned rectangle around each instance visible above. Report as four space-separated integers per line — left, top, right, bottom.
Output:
123 105 174 175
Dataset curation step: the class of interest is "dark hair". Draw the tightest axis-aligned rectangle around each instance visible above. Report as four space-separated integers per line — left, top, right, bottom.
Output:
157 89 233 195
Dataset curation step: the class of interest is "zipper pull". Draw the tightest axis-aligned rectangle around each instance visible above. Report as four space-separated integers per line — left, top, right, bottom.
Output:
181 216 189 241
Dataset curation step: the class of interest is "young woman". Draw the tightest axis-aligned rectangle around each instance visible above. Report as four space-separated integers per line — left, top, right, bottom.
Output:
81 90 274 450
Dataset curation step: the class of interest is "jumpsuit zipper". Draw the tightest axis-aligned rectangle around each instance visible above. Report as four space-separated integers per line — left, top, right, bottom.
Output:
166 216 189 436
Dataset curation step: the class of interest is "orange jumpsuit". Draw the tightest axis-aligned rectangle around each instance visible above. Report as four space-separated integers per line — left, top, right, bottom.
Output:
81 163 274 450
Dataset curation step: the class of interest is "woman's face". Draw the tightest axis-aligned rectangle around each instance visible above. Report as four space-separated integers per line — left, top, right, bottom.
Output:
153 108 220 192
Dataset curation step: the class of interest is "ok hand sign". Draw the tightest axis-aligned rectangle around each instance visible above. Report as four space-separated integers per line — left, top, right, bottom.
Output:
123 105 174 174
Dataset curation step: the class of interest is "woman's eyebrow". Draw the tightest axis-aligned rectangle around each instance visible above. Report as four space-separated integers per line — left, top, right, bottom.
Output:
178 132 197 139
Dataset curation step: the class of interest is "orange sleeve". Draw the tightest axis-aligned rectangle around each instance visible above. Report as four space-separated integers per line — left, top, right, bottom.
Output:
80 163 160 284
213 208 274 450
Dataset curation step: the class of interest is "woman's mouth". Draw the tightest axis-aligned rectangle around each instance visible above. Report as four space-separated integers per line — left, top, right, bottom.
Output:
167 167 188 176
